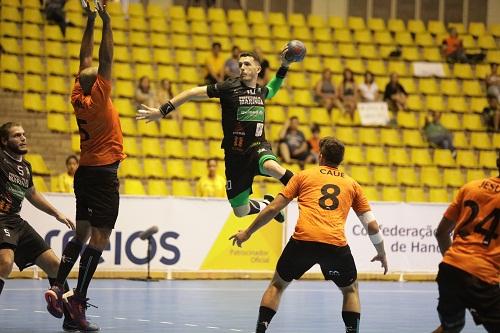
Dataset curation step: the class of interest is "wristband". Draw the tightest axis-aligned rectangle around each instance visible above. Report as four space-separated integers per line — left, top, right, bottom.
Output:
159 101 175 118
369 232 384 245
276 66 289 79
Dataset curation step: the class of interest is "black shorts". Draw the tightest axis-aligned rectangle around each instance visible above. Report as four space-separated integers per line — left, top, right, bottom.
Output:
74 162 120 229
0 215 50 271
436 262 500 332
276 237 357 287
224 141 278 203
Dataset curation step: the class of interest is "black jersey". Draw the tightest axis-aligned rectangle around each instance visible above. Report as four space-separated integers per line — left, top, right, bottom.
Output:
0 149 33 215
207 78 269 154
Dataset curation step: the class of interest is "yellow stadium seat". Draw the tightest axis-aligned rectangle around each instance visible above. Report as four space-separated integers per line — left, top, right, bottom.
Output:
150 18 168 33
475 64 490 79
182 120 204 139
131 47 152 64
387 61 408 76
440 80 460 95
2 6 21 22
333 29 352 43
148 179 169 196
32 176 48 192
227 9 245 24
477 35 497 49
466 169 485 182
382 187 402 201
22 23 42 40
208 140 224 160
198 102 220 121
347 16 365 30
426 96 445 112
462 114 484 131
412 148 433 166
379 128 401 146
373 31 393 45
453 132 468 149
46 94 70 113
113 63 133 80
160 119 182 138
23 93 44 112
114 81 135 98
190 160 207 179
292 90 315 107
358 128 379 145
406 187 425 202
168 5 185 20
349 165 372 185
453 64 473 79
388 19 405 33
288 13 305 28
361 186 378 201
171 19 190 34
487 50 500 63
423 47 441 62
397 112 418 128
119 118 138 136
22 39 43 56
367 17 385 32
1 22 21 38
230 23 250 37
1 37 20 55
122 137 140 157
428 20 446 35
402 46 420 61
461 81 483 97
186 140 208 159
469 22 485 37
359 45 379 60
47 113 69 133
434 149 456 167
247 10 265 25
71 134 80 153
309 107 331 126
144 158 167 179
337 44 357 58
470 132 491 149
252 25 271 39
23 56 45 74
113 99 135 118
394 32 412 46
44 24 64 41
443 169 464 187
373 166 395 185
447 96 467 113
163 138 185 159
365 60 385 77
307 14 325 28
166 160 188 179
46 58 68 76
70 117 78 134
408 19 426 34
366 147 386 165
421 166 442 187
494 133 500 147
403 130 426 147
268 11 285 26
461 34 476 49
304 57 322 73
24 74 44 93
456 150 476 168
140 138 162 158
46 77 67 94
123 179 146 195
344 59 365 74
137 121 160 138
418 78 438 95
1 54 21 73
211 22 230 36
334 127 357 145
439 113 460 130
448 22 466 34
479 151 497 168
119 158 143 178
387 147 410 166
45 41 66 58
397 166 419 186
204 121 223 140
398 78 415 94
25 153 50 175
415 33 434 47
1 72 21 91
343 146 364 165
171 180 193 196
328 16 345 29
429 188 449 202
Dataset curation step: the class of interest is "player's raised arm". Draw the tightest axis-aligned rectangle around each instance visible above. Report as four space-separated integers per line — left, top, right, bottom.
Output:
136 86 209 122
96 0 112 81
79 0 96 71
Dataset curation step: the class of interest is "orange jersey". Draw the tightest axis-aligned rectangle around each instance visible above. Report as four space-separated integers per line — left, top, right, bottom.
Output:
443 177 500 285
443 36 462 56
281 165 371 246
71 74 126 166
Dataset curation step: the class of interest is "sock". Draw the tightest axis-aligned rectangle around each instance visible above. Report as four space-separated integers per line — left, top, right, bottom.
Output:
342 311 360 333
56 239 83 286
248 199 266 215
279 169 294 185
49 278 71 319
0 277 4 296
256 306 276 333
76 246 102 298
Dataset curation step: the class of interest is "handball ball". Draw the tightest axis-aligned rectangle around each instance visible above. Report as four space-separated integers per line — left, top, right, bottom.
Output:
284 40 306 62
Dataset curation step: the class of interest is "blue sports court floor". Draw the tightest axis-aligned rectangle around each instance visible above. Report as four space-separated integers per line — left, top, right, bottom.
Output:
0 279 484 332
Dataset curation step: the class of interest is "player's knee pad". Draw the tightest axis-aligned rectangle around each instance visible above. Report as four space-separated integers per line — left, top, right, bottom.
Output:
233 205 250 217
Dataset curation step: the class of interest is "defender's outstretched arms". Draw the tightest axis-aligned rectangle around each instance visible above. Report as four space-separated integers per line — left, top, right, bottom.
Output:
79 0 96 71
96 0 112 81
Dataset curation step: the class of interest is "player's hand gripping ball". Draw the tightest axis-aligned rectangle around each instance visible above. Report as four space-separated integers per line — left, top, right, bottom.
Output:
284 40 306 63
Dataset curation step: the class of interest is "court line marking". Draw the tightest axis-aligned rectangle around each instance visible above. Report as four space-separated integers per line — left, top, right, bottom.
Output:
3 308 18 311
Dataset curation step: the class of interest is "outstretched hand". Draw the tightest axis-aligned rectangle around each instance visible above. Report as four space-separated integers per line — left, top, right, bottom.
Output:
55 212 75 230
81 0 96 19
95 0 110 23
229 230 251 248
371 253 388 275
136 104 163 123
279 46 291 67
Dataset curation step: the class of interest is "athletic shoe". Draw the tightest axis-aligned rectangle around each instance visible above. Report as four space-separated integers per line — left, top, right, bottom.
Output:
62 318 79 332
44 285 64 318
64 290 100 332
264 194 285 223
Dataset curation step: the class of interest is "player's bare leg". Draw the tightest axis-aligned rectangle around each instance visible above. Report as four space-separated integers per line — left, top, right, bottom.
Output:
0 248 14 296
339 281 361 333
255 271 290 333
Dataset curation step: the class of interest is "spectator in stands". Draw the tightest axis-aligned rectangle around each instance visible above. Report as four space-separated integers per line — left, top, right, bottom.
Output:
57 155 78 193
423 111 457 158
204 42 224 85
441 27 468 63
224 46 241 80
314 68 340 114
43 0 74 37
337 68 358 119
485 63 500 98
359 71 379 102
278 116 315 167
307 123 321 163
155 78 181 122
134 76 156 109
482 94 500 132
383 73 408 112
196 158 226 198
255 47 270 86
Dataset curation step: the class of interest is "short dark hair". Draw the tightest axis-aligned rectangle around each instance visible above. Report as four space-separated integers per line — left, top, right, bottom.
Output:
319 137 345 167
239 52 261 65
207 158 218 166
65 155 79 165
0 122 22 148
290 116 299 121
311 123 320 133
212 42 221 49
487 93 498 100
